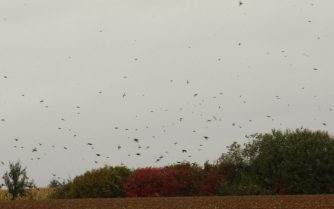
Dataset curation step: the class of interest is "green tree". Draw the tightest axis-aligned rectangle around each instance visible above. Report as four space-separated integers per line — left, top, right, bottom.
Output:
218 141 270 195
2 161 35 200
246 129 334 194
218 128 334 195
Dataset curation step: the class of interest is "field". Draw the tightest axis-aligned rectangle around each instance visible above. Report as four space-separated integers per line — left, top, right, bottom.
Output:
0 195 334 209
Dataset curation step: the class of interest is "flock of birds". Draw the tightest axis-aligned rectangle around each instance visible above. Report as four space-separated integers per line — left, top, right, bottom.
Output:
0 1 331 184
1 63 329 178
1 74 222 165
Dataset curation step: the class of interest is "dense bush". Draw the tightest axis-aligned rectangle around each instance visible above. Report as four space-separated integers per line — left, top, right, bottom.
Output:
123 163 203 197
48 179 72 199
161 163 203 196
50 166 130 198
199 162 225 196
123 168 164 197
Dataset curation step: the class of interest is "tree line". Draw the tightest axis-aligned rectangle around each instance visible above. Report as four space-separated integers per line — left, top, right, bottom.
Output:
3 128 334 199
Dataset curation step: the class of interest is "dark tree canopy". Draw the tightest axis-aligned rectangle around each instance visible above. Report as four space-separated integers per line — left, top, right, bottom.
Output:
218 129 334 195
48 179 63 189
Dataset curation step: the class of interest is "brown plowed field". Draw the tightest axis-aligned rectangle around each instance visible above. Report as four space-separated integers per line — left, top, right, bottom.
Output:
0 195 334 209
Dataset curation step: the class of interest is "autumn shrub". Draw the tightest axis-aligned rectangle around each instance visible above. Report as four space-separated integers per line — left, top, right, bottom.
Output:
161 163 203 196
50 166 130 198
123 167 164 197
199 162 224 196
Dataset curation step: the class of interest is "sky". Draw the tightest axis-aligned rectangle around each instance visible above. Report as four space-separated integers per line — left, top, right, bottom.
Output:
0 0 334 187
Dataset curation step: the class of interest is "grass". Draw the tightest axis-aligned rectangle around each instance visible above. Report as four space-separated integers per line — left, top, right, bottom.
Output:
0 188 55 200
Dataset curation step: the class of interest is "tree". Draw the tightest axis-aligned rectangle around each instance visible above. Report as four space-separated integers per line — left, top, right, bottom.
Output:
217 141 264 195
245 129 334 194
217 128 334 195
2 161 35 200
48 179 62 189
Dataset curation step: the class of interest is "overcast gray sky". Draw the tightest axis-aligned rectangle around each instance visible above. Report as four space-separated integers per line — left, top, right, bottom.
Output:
0 0 333 186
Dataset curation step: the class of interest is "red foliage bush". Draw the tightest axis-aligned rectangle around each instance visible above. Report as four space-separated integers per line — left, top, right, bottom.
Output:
124 163 233 197
124 163 204 197
123 167 164 197
199 162 225 196
199 171 223 196
161 163 203 196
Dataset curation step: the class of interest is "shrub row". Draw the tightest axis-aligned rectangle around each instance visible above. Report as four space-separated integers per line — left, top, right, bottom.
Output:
50 129 334 198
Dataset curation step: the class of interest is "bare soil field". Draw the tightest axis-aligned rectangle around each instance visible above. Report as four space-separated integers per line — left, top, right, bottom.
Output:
0 195 334 209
